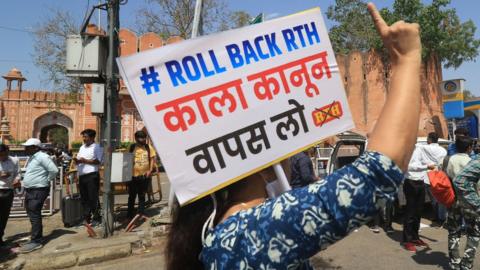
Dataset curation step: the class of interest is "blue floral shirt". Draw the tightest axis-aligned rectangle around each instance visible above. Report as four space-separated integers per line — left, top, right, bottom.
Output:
200 151 404 269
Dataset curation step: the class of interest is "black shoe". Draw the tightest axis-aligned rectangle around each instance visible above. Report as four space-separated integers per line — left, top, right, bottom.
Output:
384 226 395 234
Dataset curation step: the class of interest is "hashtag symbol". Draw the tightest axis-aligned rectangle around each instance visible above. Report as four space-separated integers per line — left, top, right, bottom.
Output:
140 66 161 95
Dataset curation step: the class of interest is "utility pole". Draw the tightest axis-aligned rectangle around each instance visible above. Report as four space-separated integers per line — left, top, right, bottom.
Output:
102 0 120 237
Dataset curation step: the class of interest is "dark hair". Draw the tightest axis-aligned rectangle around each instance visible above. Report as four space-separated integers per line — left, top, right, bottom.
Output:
454 128 469 136
134 130 147 139
427 132 439 143
456 136 473 153
166 160 289 270
167 192 229 270
0 144 9 152
81 129 96 138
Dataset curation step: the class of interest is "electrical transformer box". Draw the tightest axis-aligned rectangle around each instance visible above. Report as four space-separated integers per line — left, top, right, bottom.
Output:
111 152 133 183
66 35 106 82
91 83 105 114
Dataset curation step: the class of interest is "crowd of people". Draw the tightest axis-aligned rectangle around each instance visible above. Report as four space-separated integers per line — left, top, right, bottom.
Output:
0 128 158 254
1 2 480 270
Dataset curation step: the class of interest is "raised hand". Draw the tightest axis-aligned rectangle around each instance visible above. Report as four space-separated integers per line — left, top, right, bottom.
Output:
367 2 421 64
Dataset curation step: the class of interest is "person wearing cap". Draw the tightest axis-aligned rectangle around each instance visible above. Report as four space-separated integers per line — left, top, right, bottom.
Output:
0 144 20 249
19 138 58 253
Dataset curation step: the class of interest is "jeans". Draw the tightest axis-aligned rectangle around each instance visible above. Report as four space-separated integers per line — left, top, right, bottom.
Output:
427 187 447 222
127 176 149 219
25 187 49 243
403 179 425 243
0 189 14 241
79 172 100 223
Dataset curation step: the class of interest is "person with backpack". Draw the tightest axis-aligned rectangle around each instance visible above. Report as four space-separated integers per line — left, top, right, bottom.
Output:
445 136 478 270
127 130 156 220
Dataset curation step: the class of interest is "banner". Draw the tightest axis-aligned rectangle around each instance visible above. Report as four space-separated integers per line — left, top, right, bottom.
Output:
117 8 354 205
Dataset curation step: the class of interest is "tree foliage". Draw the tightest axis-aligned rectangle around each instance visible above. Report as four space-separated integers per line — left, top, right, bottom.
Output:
463 89 477 100
32 9 82 92
135 0 250 38
327 0 480 68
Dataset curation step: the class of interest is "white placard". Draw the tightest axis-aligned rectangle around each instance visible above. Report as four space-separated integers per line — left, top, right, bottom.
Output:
117 7 354 205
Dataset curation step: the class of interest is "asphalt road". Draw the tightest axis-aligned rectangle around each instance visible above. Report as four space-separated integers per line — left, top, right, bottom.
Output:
77 219 480 270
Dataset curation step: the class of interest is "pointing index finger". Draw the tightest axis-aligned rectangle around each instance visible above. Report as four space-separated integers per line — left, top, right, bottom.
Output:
367 2 388 36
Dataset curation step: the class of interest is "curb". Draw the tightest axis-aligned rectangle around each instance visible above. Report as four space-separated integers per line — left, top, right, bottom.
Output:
18 243 132 270
10 226 170 270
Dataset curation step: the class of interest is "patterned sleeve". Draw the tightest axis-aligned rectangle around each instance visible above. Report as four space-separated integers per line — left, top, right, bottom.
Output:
453 158 480 213
201 151 403 269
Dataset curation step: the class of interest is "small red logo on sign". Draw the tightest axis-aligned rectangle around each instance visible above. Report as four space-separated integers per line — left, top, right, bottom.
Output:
312 101 343 127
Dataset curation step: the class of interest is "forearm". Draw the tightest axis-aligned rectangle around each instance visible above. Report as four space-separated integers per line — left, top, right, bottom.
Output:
367 58 421 171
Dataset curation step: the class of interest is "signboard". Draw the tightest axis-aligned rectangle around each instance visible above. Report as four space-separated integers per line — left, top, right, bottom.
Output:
10 185 53 217
440 79 465 99
442 79 465 119
117 8 354 204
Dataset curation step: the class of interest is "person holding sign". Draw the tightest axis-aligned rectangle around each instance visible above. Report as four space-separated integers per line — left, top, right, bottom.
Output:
167 3 421 269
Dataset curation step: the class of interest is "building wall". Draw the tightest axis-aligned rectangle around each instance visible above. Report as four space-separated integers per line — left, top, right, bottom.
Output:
337 51 447 138
0 90 96 143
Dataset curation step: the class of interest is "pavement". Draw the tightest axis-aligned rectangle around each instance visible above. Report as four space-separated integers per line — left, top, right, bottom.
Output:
0 173 172 270
67 219 480 270
2 169 480 269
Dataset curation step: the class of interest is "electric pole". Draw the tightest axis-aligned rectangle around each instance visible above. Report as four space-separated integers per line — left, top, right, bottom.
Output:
102 0 120 237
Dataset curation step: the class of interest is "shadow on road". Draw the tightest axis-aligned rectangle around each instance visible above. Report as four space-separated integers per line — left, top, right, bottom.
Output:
310 256 342 269
42 228 77 245
0 229 77 263
412 248 449 268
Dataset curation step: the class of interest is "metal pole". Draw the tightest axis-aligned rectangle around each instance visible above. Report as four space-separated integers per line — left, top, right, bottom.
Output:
273 164 291 193
191 0 204 38
102 0 120 238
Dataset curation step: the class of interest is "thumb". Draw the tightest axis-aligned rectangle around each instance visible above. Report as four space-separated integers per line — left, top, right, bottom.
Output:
367 2 388 36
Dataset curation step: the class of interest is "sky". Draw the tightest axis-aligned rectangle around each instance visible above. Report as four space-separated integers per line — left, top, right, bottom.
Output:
0 0 478 94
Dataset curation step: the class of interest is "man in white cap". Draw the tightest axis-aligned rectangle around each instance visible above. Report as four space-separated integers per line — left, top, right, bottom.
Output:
19 138 58 253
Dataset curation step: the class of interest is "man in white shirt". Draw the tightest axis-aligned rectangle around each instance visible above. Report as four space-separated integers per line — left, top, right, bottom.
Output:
74 129 103 225
403 132 446 252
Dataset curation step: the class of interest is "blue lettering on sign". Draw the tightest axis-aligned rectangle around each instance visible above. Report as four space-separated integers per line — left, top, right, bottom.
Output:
165 60 187 87
182 56 201 81
165 50 227 87
163 22 321 86
226 44 244 68
242 40 259 64
139 66 161 95
225 32 284 69
282 22 321 52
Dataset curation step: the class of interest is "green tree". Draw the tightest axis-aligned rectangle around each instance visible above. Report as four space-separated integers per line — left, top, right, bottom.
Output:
327 0 480 68
47 126 69 146
463 89 477 100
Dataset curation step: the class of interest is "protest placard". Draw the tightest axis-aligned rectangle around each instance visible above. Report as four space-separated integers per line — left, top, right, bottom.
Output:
117 7 354 205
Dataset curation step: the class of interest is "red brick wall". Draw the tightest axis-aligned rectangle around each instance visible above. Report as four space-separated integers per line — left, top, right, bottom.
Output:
337 51 447 138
